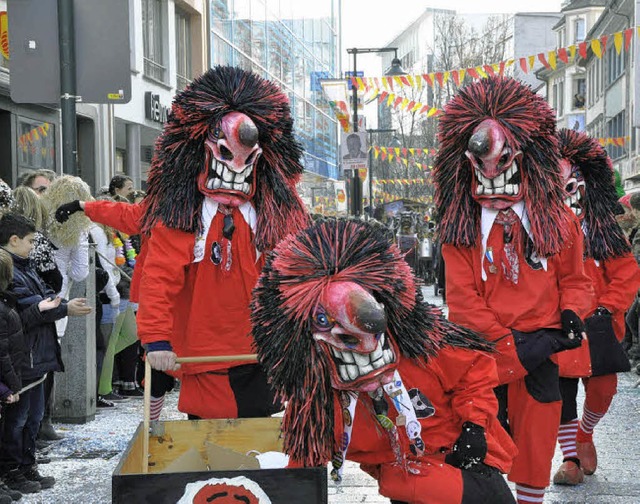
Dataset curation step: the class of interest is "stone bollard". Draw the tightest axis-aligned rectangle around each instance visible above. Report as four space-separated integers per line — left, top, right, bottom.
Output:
53 242 97 423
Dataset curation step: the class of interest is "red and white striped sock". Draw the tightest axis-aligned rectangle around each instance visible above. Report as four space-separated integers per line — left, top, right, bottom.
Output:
516 484 545 503
150 395 165 421
578 406 605 438
558 418 579 459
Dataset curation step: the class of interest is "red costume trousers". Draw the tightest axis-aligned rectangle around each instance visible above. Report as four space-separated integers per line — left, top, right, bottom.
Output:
503 378 561 488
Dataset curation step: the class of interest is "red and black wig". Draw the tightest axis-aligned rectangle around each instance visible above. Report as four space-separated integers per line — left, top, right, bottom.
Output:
140 65 308 251
251 219 491 466
558 128 630 260
434 76 571 256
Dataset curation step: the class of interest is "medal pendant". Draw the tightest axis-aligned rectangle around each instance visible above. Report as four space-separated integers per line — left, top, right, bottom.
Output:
396 414 407 427
489 264 497 274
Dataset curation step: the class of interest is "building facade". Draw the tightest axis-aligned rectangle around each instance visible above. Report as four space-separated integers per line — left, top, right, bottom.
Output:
209 0 341 207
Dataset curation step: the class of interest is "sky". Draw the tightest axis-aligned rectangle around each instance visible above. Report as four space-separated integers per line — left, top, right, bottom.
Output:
341 0 564 72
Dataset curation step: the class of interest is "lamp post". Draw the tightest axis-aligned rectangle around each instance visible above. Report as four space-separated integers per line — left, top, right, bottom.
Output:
366 129 399 219
346 47 406 217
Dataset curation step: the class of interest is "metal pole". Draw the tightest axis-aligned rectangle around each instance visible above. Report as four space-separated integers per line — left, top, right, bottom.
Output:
351 51 361 217
58 0 78 175
368 130 373 220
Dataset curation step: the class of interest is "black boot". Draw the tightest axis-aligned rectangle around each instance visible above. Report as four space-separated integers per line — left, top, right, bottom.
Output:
3 468 40 494
20 465 54 490
38 418 64 441
0 481 21 501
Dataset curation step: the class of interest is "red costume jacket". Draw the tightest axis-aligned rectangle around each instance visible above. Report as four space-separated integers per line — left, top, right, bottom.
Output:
84 200 145 303
443 215 594 385
345 347 517 474
557 253 640 377
137 206 265 374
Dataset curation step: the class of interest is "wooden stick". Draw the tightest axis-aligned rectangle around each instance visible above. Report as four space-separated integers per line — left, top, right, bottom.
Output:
176 354 257 364
141 353 258 473
142 359 151 474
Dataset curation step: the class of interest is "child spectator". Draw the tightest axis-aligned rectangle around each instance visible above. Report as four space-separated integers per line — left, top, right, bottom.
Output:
0 213 91 493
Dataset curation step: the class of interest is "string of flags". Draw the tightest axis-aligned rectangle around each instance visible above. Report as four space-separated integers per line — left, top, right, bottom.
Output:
350 26 640 92
371 146 438 157
374 178 433 186
18 123 52 156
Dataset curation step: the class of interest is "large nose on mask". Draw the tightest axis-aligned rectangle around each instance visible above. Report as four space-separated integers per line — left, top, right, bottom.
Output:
468 128 490 157
323 282 387 335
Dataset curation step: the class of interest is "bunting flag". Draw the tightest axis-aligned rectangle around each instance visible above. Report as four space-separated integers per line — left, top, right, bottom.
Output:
372 146 438 156
597 136 630 146
340 26 638 93
0 11 8 60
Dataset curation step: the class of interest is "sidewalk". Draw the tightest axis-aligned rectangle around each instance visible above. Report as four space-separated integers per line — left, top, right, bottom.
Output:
22 289 640 503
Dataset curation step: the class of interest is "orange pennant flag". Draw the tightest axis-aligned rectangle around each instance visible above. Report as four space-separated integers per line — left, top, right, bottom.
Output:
519 57 528 74
538 53 550 69
452 70 460 86
422 74 433 87
591 38 602 58
557 47 569 64
578 41 588 59
624 28 633 51
600 35 608 52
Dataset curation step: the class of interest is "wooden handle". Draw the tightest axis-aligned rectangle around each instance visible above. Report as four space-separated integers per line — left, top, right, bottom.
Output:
176 354 258 364
141 353 258 473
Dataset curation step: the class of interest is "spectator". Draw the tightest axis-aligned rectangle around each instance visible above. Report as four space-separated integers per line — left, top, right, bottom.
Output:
108 175 134 199
18 170 56 197
0 249 29 501
0 213 90 493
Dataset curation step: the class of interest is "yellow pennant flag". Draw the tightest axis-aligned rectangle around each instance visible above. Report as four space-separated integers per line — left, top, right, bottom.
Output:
374 149 380 160
505 59 515 67
548 51 557 69
492 63 500 74
569 45 576 60
394 76 404 87
369 88 380 101
401 97 409 109
613 31 623 54
389 154 394 162
476 66 487 78
409 148 415 155
407 74 415 88
394 147 401 157
591 39 602 58
387 93 395 106
459 69 466 82
443 71 450 86
411 102 422 113
402 158 408 166
381 147 387 155
528 55 535 70
416 74 423 90
382 78 389 90
427 107 438 117
356 77 365 90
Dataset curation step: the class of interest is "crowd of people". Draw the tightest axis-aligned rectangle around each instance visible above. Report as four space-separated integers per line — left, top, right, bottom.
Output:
0 170 147 500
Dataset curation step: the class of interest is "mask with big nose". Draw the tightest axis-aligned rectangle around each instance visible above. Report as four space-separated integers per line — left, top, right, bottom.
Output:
466 118 523 209
560 158 586 219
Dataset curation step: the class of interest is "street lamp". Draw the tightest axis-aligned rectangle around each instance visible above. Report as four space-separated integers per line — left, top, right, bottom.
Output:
366 129 399 219
346 47 406 217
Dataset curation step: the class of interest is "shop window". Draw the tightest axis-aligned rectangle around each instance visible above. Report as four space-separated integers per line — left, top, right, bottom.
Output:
142 0 166 83
175 8 192 90
17 118 56 173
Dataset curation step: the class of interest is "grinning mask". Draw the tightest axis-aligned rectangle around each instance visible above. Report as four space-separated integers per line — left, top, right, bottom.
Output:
559 158 585 220
199 111 263 207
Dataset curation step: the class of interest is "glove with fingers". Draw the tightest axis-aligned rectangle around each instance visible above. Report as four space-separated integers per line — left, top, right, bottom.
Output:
55 200 83 223
559 309 586 348
445 421 487 471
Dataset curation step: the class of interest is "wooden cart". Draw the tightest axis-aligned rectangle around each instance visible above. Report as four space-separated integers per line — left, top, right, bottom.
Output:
112 356 328 503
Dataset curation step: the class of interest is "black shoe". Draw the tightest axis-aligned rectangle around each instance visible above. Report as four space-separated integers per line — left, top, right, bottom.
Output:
35 439 50 451
36 456 51 465
3 468 40 494
0 481 21 501
120 387 144 398
38 420 64 441
20 465 54 490
97 396 115 408
101 392 130 402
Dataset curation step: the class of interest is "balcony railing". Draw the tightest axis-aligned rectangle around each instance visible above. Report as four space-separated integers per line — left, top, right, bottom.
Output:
144 57 166 83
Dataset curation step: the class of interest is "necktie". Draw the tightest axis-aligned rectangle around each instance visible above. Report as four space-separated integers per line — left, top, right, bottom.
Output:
494 208 520 284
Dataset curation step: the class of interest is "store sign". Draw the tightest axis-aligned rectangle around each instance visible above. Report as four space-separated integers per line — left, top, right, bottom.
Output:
144 92 169 124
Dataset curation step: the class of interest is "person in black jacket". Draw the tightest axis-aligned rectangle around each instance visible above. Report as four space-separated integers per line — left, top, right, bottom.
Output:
0 214 91 494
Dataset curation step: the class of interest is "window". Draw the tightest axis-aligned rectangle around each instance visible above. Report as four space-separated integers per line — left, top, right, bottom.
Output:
606 111 626 160
142 0 166 82
17 118 56 173
552 78 564 116
574 18 585 42
557 28 565 48
573 78 585 109
175 8 191 90
606 44 625 86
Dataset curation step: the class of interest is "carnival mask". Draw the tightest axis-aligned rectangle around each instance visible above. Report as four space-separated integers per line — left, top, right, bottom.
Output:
559 158 585 220
312 281 398 392
465 118 523 209
199 111 263 207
